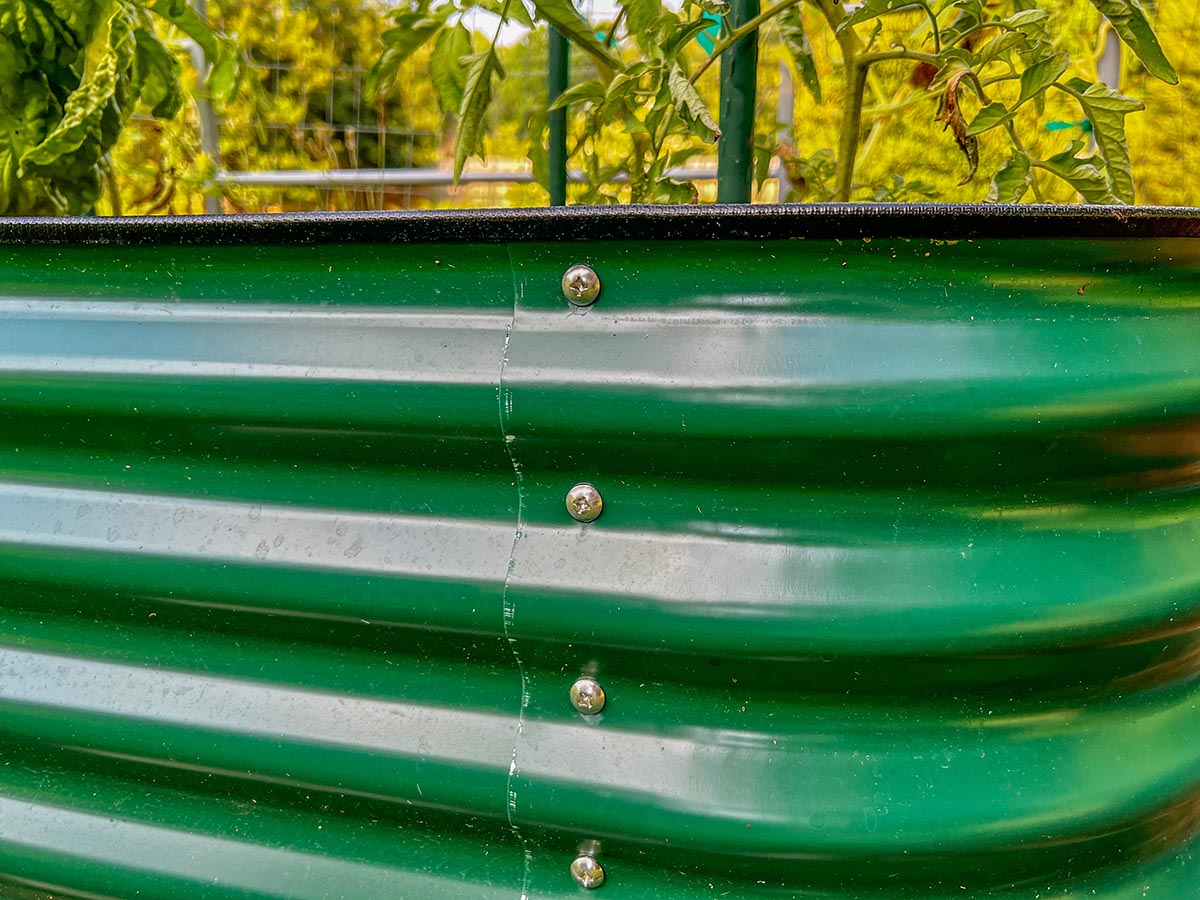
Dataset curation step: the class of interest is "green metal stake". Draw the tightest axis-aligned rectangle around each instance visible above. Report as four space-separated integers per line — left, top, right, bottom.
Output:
548 28 569 207
716 0 759 204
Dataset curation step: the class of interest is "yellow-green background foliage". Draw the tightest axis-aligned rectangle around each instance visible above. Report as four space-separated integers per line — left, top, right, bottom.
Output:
101 0 1200 213
779 0 1200 204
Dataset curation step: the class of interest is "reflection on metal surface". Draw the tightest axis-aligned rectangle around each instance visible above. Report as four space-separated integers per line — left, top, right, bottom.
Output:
0 219 1195 898
570 854 606 889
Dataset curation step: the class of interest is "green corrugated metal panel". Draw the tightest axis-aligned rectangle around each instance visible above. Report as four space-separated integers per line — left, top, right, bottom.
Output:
0 206 1195 899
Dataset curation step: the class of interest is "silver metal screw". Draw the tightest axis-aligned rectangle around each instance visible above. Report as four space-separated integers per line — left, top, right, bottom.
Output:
570 677 606 715
566 483 603 523
570 855 606 889
562 264 601 306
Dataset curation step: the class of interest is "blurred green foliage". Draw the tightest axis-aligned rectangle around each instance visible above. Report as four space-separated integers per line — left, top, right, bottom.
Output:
83 0 1200 212
0 0 236 214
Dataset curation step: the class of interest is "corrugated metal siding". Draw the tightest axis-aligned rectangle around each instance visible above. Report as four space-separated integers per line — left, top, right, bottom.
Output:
0 211 1195 899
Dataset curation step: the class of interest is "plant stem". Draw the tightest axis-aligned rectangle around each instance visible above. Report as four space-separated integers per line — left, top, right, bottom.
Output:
1004 120 1044 201
606 6 628 47
692 0 939 201
856 48 939 66
807 0 862 202
864 90 939 116
830 45 940 201
836 54 868 201
914 0 941 54
690 0 805 84
102 157 122 216
492 0 511 45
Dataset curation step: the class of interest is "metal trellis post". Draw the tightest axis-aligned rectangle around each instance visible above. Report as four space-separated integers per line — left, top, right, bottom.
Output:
548 28 570 207
716 0 759 204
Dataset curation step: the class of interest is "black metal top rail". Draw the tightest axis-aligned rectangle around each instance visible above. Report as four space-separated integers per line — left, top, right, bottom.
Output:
2 203 1200 245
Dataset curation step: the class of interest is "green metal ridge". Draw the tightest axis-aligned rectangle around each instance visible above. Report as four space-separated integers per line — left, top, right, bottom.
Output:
0 229 1193 898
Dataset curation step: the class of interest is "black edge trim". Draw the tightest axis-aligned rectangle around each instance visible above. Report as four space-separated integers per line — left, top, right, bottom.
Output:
2 204 1200 246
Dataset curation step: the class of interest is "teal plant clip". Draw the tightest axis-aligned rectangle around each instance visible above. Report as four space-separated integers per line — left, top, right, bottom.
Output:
696 12 723 54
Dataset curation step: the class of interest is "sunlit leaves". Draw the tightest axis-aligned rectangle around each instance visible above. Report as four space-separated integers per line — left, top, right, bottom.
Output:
143 1 243 103
967 101 1012 135
429 23 472 114
453 47 504 181
987 152 1031 203
1016 51 1067 105
1063 77 1143 203
530 0 619 73
1086 0 1177 84
668 64 720 142
367 12 449 99
374 0 1177 207
133 26 183 117
837 0 925 33
1037 140 1119 204
0 0 228 214
778 6 820 102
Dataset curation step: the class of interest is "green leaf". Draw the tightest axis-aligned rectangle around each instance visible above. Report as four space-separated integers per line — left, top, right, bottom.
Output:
144 2 218 62
367 13 447 100
380 14 447 62
662 16 719 58
207 48 239 106
511 2 535 28
951 0 985 23
621 0 665 54
987 152 1032 203
453 48 505 182
366 47 403 102
22 5 129 170
753 139 773 191
1017 51 1067 106
1065 78 1143 204
778 6 820 102
531 0 620 73
837 0 923 33
667 145 706 167
1086 0 1178 84
602 70 643 117
966 101 1012 135
144 2 245 105
132 26 182 118
1036 140 1120 204
549 78 606 111
429 24 471 115
1004 9 1050 30
0 150 16 215
141 0 189 19
474 0 535 25
648 178 700 204
975 30 1027 68
667 63 720 142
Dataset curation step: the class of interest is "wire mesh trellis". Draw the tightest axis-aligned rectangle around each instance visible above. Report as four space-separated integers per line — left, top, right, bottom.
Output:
191 0 590 212
169 0 788 213
108 0 1200 214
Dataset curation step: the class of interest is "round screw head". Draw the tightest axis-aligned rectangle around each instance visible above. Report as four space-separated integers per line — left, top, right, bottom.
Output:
570 855 605 889
566 483 603 523
570 677 606 715
562 264 601 306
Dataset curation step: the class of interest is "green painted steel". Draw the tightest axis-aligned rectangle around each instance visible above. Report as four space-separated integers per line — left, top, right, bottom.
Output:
717 0 759 204
0 209 1195 899
548 28 570 207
